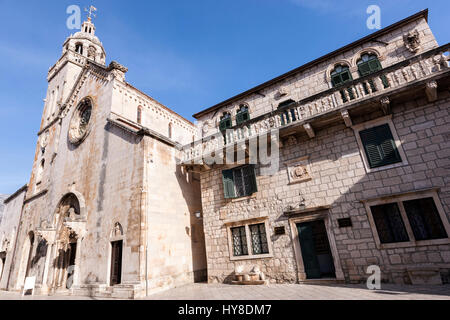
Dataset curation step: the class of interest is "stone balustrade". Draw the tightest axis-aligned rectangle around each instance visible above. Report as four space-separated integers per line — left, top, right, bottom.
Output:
48 51 88 80
181 44 450 164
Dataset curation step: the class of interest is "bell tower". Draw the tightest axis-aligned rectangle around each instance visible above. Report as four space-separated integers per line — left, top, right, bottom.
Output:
40 8 106 131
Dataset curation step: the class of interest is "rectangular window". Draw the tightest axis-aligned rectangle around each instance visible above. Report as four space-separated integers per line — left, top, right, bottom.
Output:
370 203 409 244
403 198 448 241
222 165 257 199
359 124 402 169
231 226 248 256
250 223 269 255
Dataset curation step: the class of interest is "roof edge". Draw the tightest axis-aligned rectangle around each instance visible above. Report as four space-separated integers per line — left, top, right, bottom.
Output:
3 184 28 205
193 9 429 119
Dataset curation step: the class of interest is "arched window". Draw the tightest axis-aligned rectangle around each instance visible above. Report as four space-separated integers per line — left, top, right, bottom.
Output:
137 106 142 124
219 112 232 131
331 65 353 87
236 104 250 125
331 65 354 102
357 53 389 92
168 123 173 139
75 43 83 55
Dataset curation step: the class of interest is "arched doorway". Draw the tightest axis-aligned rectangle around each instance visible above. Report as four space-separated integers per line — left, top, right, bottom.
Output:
51 193 81 291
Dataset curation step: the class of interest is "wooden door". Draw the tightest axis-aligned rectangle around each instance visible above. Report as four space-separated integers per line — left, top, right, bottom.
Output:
110 241 123 286
297 222 321 279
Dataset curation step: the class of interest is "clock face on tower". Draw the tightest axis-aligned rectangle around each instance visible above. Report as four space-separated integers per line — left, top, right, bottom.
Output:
68 97 93 145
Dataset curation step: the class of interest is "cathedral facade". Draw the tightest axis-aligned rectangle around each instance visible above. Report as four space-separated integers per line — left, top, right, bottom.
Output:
2 18 206 299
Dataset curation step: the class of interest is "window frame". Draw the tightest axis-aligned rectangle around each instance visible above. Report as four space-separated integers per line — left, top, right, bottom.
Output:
236 104 250 125
222 165 258 200
363 189 450 250
226 218 273 261
352 115 408 173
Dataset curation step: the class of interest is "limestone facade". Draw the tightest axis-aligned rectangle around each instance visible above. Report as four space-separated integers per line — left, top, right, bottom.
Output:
182 10 450 285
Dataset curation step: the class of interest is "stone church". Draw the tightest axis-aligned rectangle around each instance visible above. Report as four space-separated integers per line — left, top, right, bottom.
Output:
1 9 450 299
0 17 206 299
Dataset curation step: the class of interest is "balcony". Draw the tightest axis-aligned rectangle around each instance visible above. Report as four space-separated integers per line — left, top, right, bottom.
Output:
181 43 450 166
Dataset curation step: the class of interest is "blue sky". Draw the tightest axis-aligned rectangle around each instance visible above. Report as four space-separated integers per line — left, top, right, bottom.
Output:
0 0 448 194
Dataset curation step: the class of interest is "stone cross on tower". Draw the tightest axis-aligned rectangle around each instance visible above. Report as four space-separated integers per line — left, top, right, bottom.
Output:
85 5 97 21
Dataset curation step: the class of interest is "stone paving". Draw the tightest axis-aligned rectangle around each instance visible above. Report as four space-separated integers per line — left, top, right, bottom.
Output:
1 283 450 300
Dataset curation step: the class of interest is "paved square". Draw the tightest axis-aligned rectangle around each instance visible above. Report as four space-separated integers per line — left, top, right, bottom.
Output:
1 283 449 300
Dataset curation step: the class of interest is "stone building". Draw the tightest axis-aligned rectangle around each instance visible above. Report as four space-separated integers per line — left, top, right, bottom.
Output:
0 186 27 290
3 17 206 298
181 10 450 285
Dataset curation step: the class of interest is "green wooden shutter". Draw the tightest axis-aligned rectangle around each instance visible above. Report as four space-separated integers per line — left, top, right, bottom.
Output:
331 75 341 87
244 165 257 195
222 169 236 199
358 62 372 76
368 59 382 72
236 112 244 125
360 124 402 168
219 120 227 131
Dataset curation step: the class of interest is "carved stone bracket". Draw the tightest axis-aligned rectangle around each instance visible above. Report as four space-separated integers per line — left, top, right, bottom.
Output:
341 110 353 127
380 97 391 115
303 123 315 139
425 81 438 102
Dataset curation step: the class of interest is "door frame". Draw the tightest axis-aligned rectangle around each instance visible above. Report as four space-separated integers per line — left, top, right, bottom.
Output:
288 210 344 282
109 240 123 286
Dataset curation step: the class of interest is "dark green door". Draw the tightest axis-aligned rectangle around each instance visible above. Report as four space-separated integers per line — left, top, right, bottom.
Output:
297 222 321 279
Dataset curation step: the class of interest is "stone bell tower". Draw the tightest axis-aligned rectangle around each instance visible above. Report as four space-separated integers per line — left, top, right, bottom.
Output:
40 13 106 132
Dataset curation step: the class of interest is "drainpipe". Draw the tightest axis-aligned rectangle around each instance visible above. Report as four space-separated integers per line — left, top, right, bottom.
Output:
140 135 149 297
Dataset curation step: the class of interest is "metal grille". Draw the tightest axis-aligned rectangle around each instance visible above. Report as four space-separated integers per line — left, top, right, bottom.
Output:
403 198 447 241
250 223 269 255
371 203 409 244
231 226 248 256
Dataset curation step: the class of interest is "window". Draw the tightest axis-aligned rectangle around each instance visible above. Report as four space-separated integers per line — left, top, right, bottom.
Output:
222 165 257 199
367 193 449 248
359 124 402 169
249 223 269 255
370 203 409 244
403 198 447 241
137 106 142 124
236 104 250 125
36 159 45 184
231 226 248 256
219 113 232 131
75 43 83 55
331 65 354 102
357 53 389 91
331 65 353 87
228 221 271 259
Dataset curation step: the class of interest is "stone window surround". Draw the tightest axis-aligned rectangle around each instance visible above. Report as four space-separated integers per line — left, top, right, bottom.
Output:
225 217 273 261
352 114 409 173
288 209 345 282
362 188 450 250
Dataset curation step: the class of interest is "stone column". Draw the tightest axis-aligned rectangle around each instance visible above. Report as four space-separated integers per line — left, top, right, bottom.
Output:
73 237 82 287
41 242 54 293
